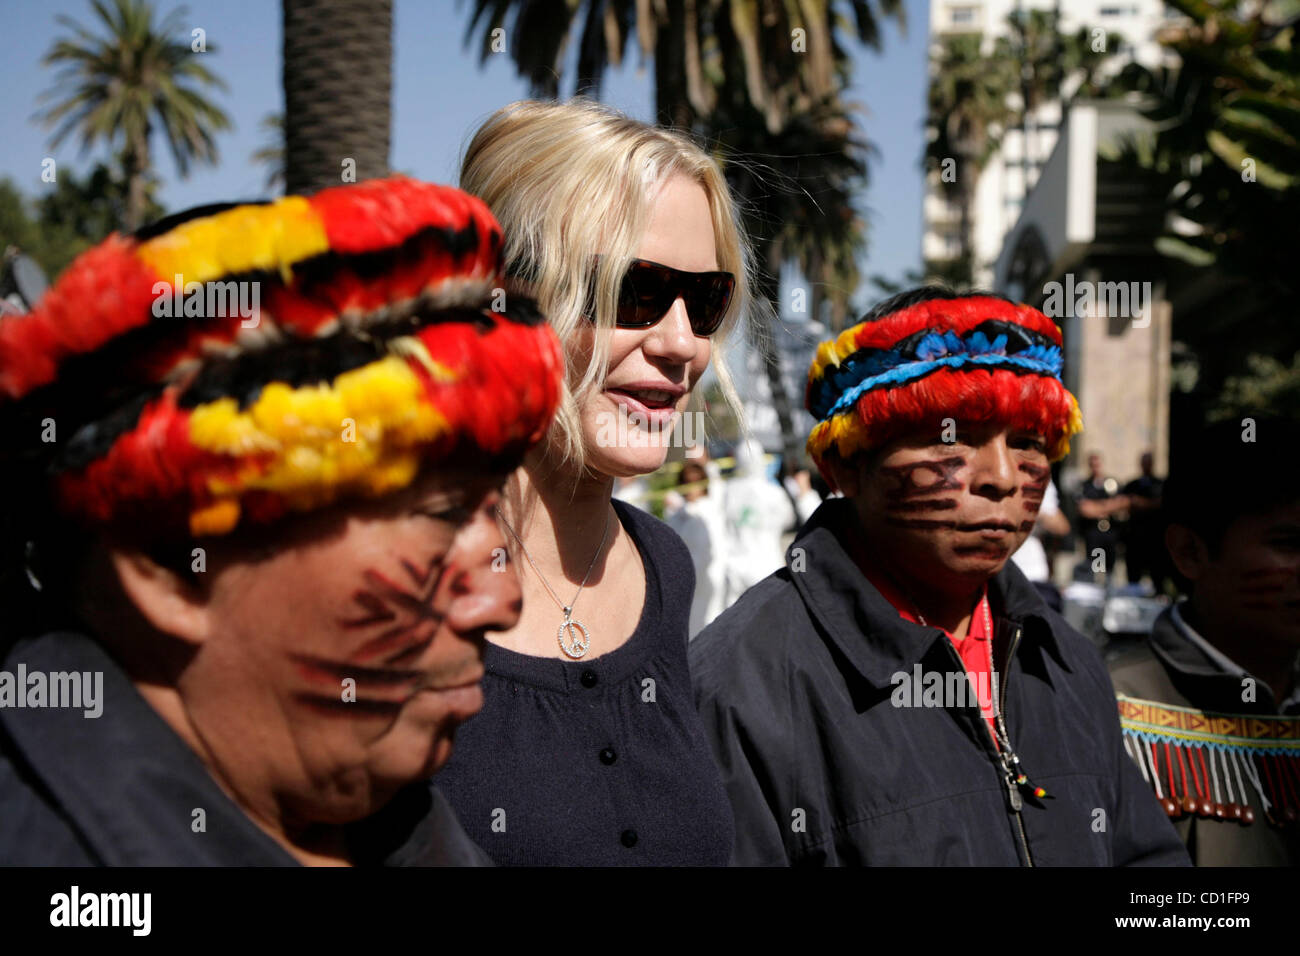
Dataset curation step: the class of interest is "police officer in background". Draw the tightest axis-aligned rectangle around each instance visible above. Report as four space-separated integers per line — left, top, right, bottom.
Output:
1075 452 1128 580
1124 451 1168 593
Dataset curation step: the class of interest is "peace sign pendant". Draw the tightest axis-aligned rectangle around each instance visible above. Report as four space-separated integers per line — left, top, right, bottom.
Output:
557 611 591 659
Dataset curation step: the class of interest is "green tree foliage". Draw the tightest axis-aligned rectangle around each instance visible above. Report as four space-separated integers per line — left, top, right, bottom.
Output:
1210 353 1300 424
35 0 230 231
922 11 1119 289
0 182 46 266
1120 0 1300 288
251 112 285 193
1107 0 1300 421
0 165 162 282
464 0 902 131
924 33 1014 283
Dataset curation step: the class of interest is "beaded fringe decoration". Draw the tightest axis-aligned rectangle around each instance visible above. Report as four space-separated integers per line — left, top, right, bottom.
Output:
1117 696 1300 827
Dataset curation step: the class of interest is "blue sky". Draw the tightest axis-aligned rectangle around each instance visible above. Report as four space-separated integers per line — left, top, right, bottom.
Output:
1 0 929 303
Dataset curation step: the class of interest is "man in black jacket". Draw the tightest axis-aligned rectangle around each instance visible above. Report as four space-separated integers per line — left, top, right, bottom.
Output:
1109 419 1300 865
0 180 562 865
691 287 1188 865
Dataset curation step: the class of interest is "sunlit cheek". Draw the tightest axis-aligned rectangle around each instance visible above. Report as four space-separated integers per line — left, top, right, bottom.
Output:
606 329 644 374
692 339 713 377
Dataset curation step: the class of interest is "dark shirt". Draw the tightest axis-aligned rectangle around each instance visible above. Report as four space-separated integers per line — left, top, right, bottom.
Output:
690 498 1189 866
0 630 489 865
1122 474 1163 533
435 499 734 865
1123 474 1163 502
1078 475 1121 533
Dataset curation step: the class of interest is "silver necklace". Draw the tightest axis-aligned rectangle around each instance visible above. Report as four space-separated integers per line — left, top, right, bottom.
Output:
497 506 612 659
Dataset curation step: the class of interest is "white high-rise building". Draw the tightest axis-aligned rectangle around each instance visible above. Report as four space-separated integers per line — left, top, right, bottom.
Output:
923 0 1176 288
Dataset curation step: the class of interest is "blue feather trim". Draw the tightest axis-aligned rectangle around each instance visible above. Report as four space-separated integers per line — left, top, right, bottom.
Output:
820 350 1065 422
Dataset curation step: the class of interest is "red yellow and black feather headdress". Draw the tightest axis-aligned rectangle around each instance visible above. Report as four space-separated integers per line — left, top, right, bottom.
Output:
0 176 563 538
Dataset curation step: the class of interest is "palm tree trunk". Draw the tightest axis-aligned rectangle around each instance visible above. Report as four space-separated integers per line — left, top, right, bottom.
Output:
1021 75 1033 199
807 246 824 328
958 156 974 284
830 291 849 334
753 239 801 467
124 129 150 232
654 0 692 128
283 0 393 195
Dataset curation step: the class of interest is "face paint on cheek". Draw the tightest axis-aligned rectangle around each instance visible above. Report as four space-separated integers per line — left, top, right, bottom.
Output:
878 456 965 529
1018 461 1050 532
289 552 450 718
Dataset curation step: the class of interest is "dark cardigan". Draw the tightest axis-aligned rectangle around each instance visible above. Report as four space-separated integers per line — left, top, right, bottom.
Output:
434 499 734 865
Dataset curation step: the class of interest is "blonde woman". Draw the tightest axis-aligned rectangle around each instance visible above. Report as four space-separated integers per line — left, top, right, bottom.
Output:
434 99 747 865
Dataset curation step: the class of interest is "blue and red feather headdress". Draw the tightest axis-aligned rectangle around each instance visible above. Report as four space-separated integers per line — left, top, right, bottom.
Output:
805 294 1082 483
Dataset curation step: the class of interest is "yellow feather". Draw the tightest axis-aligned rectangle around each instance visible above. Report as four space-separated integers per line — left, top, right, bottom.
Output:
137 196 329 285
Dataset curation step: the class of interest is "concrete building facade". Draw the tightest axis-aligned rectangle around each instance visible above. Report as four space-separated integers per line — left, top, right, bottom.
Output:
924 0 1175 288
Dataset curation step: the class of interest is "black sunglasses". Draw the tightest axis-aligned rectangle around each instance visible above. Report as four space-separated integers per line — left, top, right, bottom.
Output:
588 257 735 337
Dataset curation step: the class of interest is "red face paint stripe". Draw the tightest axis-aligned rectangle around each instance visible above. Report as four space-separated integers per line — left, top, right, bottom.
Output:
879 457 967 501
340 556 449 667
289 653 425 687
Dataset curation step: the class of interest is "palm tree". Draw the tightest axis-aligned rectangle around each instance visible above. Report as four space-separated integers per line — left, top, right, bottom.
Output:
924 13 1121 286
35 0 231 231
1004 9 1118 184
251 112 285 193
1004 8 1056 188
924 33 1015 282
702 95 872 457
282 0 392 194
465 0 902 129
1108 0 1300 399
462 0 903 464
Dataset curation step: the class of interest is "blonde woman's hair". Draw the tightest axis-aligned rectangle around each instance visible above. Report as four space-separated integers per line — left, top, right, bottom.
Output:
460 98 750 475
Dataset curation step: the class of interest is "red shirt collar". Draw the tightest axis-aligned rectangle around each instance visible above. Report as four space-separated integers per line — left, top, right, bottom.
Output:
858 563 990 644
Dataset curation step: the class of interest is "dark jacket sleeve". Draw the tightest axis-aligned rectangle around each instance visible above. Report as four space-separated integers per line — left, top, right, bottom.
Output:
693 677 790 865
690 586 796 866
0 748 101 865
1044 607 1190 867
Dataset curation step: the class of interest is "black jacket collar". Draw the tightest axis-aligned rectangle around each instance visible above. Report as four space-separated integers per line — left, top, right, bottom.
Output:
1 631 485 865
2 631 297 865
786 498 1061 687
1148 605 1299 715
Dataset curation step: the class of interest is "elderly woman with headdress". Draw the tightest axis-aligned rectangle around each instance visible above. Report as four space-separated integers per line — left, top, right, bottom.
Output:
0 177 562 865
432 100 746 865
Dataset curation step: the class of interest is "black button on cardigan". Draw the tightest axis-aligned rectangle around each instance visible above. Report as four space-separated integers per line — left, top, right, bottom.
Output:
434 500 734 865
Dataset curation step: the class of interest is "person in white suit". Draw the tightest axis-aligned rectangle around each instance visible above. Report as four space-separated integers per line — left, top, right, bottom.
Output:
722 439 795 606
665 460 729 637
